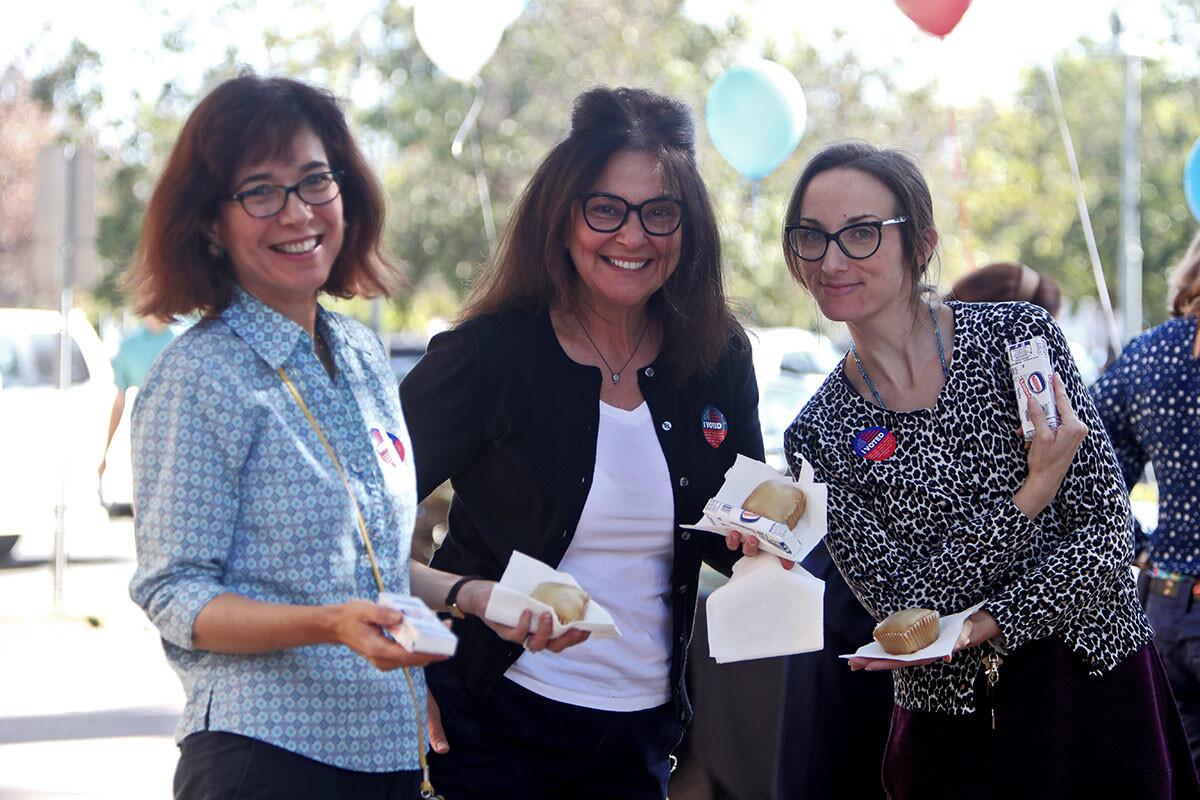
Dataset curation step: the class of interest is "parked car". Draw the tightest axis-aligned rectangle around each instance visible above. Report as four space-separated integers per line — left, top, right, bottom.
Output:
0 309 115 561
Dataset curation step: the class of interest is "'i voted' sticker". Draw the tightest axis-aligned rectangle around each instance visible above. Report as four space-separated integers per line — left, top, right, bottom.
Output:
853 427 897 461
370 428 406 468
701 405 728 448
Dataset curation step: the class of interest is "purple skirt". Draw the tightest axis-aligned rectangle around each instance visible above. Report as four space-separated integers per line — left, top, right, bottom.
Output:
883 639 1200 799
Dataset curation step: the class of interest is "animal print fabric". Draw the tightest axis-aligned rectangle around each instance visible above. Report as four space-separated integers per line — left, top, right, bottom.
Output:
785 301 1153 714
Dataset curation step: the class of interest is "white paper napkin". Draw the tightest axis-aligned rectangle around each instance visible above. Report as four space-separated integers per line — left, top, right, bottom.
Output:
706 554 825 663
839 602 987 662
682 454 827 562
483 551 621 639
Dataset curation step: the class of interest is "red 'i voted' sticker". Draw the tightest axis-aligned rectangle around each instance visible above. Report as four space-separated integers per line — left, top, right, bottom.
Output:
700 405 728 448
853 427 897 461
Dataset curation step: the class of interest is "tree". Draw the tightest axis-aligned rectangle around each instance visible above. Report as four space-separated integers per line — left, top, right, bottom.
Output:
0 67 58 307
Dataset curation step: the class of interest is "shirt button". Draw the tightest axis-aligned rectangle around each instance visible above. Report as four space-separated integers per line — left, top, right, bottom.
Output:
661 421 672 431
678 477 689 487
645 367 655 377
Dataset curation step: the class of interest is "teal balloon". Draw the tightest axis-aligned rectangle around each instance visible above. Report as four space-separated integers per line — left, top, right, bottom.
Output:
1186 137 1200 221
706 60 807 181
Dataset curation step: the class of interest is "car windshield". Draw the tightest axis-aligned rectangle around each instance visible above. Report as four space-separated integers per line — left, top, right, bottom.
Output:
0 333 90 388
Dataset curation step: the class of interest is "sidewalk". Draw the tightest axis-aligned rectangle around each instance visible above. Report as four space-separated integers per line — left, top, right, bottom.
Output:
0 518 183 799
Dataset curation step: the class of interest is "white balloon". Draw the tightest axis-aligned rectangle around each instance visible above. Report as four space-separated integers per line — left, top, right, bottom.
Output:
414 0 524 83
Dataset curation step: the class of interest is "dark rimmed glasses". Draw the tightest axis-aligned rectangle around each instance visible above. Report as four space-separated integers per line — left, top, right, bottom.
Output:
785 216 909 261
224 170 345 218
580 192 685 236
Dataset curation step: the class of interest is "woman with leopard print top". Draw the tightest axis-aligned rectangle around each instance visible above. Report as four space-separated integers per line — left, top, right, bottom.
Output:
771 141 1198 799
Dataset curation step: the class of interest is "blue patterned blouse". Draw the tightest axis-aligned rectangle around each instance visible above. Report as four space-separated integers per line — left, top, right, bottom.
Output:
1091 316 1200 576
129 288 425 772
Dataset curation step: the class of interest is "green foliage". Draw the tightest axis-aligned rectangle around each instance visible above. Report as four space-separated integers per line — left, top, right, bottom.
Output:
23 0 1200 335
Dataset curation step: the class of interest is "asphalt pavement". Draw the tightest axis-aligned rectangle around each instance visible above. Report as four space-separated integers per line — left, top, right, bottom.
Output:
0 517 183 799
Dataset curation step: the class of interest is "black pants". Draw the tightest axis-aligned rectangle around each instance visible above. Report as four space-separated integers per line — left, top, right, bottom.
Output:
427 669 684 800
174 731 422 800
1148 587 1200 775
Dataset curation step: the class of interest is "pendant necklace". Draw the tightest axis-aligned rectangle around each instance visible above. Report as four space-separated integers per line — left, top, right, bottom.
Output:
851 303 948 411
575 313 648 384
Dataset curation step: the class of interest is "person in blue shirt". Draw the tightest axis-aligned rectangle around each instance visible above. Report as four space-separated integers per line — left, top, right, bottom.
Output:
125 74 582 800
98 315 176 483
1092 230 1200 771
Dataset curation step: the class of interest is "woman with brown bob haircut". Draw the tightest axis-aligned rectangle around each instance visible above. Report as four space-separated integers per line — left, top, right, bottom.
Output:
128 73 555 800
400 86 764 798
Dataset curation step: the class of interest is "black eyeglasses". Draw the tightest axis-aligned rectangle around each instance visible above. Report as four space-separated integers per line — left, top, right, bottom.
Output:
785 217 908 261
224 170 345 219
580 193 684 237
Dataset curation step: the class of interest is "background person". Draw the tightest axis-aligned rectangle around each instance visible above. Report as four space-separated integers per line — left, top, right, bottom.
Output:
400 86 764 799
98 314 176 488
947 260 1062 316
776 140 1197 799
126 73 560 800
1091 230 1200 773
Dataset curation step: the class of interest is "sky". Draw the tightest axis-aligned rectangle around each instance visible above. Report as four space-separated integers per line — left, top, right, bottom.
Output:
0 0 1187 130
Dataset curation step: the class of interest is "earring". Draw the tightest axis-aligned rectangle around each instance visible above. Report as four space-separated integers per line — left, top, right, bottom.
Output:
208 240 224 260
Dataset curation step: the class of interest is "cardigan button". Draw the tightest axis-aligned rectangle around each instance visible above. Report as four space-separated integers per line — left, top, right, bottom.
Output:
680 531 691 541
661 421 672 431
645 367 655 377
677 584 688 595
678 476 689 487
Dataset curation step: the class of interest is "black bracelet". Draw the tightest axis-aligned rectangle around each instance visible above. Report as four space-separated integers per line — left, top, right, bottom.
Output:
445 574 483 619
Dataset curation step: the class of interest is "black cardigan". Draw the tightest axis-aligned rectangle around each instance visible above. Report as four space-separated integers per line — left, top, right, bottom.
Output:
400 309 764 725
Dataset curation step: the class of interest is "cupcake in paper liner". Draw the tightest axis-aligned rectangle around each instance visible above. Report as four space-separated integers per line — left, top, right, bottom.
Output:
872 608 940 655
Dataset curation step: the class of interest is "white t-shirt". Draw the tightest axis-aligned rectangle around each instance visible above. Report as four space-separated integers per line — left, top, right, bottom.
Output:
504 401 675 711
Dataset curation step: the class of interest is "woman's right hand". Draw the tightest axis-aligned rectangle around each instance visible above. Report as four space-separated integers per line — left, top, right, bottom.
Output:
456 580 591 653
1013 373 1088 519
326 599 450 671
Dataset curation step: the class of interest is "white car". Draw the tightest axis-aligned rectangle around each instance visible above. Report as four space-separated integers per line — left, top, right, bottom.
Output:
0 308 118 561
748 327 842 472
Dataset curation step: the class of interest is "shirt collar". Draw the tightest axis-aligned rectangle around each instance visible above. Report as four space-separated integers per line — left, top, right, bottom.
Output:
220 286 313 370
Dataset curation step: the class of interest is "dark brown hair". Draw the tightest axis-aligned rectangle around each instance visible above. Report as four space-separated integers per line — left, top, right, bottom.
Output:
128 73 396 318
1169 230 1200 358
782 140 937 305
949 261 1062 317
461 86 739 380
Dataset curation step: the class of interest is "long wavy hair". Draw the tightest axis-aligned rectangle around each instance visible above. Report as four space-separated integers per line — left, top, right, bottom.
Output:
461 86 739 381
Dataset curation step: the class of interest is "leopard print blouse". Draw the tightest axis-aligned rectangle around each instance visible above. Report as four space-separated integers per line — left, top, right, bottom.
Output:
785 301 1153 714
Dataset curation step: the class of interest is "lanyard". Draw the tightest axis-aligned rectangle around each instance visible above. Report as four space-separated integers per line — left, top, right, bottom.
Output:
277 366 441 799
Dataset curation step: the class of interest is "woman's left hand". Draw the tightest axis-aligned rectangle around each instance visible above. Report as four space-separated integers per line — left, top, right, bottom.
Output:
724 530 795 570
848 610 1001 672
456 580 591 653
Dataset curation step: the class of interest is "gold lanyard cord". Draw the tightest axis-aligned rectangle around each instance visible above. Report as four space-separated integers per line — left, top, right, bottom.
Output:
277 367 440 798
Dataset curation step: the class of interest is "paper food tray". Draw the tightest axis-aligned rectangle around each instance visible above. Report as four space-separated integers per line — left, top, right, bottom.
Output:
682 454 827 562
839 602 987 662
484 551 621 639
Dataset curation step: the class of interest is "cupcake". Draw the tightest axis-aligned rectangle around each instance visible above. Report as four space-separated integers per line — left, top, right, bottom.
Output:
873 608 940 655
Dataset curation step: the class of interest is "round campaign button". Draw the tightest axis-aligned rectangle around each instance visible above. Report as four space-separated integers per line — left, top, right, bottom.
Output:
853 427 897 461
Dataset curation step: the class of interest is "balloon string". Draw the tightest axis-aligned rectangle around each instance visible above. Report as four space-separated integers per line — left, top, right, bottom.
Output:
1043 60 1122 355
452 78 496 244
946 108 976 270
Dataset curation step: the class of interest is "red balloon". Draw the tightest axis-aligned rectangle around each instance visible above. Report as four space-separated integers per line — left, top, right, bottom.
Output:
895 0 972 38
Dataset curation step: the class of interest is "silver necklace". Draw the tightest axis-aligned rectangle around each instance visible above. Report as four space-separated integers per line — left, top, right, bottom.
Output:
574 313 648 384
851 303 948 411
